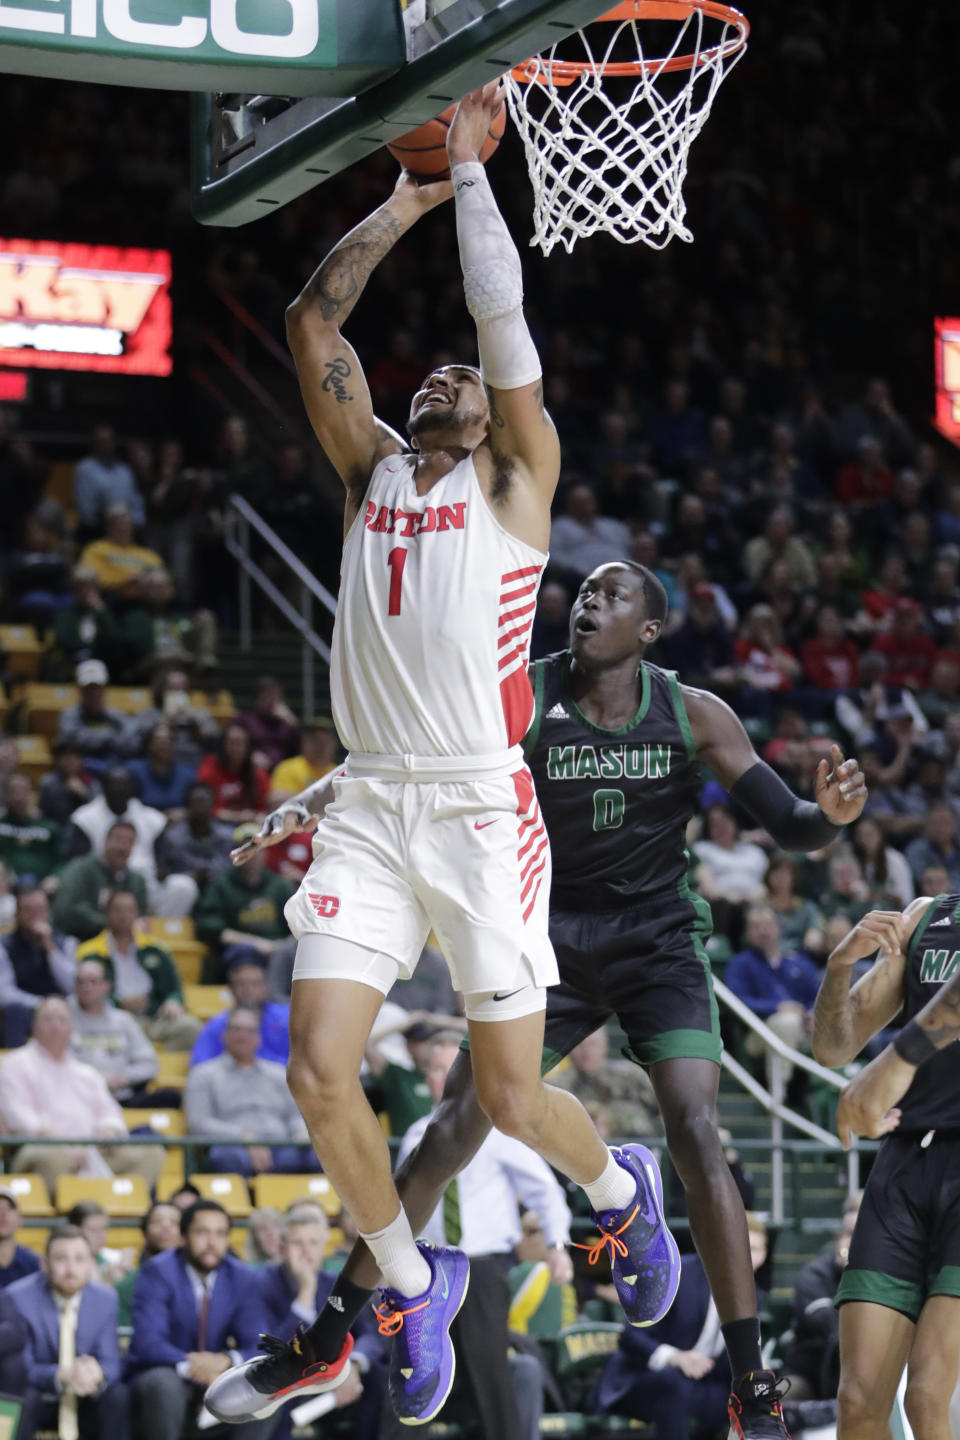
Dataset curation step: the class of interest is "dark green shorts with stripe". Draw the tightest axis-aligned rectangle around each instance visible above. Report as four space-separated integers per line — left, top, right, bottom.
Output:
541 890 722 1074
836 1131 960 1321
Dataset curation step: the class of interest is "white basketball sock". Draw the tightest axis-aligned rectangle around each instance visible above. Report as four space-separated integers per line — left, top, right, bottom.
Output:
581 1148 636 1214
361 1208 432 1297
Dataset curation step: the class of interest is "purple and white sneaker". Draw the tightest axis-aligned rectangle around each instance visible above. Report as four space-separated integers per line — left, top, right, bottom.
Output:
581 1143 681 1327
375 1242 470 1425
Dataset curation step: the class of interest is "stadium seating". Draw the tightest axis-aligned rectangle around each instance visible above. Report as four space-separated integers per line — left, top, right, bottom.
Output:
19 683 78 738
55 1174 151 1217
2 1174 54 1217
121 1108 186 1137
144 918 208 984
13 734 53 784
105 687 151 714
189 1173 251 1217
152 1051 190 1090
251 1173 340 1216
183 984 229 1020
17 1228 50 1255
549 1323 648 1436
191 690 236 721
0 626 43 680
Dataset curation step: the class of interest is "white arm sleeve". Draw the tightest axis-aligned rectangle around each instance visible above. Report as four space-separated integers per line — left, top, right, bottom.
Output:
452 161 541 391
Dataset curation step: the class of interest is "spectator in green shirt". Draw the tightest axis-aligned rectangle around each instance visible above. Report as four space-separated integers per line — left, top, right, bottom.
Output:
364 1014 466 1139
49 566 124 680
75 888 200 1050
0 773 63 888
192 836 294 978
51 819 149 940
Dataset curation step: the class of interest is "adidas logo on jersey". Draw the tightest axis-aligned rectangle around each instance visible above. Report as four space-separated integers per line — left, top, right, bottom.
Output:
930 916 953 927
545 702 567 719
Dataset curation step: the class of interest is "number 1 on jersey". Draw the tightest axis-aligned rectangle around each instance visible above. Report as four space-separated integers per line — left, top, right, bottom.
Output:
387 547 407 617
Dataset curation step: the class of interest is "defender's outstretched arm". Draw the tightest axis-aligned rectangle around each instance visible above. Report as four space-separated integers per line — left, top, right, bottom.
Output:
286 173 451 502
686 686 867 848
447 84 561 503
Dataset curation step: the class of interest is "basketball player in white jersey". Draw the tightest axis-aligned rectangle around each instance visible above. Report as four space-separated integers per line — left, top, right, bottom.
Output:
207 82 680 1430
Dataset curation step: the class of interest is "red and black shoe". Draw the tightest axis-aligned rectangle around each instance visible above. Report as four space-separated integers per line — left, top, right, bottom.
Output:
728 1370 792 1439
204 1326 354 1422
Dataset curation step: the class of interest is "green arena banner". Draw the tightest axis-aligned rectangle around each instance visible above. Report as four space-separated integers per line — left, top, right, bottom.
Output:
0 0 403 94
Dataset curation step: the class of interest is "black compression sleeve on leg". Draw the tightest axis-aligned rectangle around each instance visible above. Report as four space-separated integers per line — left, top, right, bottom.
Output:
729 761 844 853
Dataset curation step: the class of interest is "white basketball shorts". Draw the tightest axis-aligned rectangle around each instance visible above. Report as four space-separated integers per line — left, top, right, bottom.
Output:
284 753 558 999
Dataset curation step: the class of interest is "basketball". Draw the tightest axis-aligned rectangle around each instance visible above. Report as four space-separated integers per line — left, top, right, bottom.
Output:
386 102 506 181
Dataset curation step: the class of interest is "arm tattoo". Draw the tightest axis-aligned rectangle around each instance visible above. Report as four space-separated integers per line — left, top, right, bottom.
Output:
485 385 506 428
321 357 354 404
916 969 960 1049
305 208 404 325
812 965 858 1064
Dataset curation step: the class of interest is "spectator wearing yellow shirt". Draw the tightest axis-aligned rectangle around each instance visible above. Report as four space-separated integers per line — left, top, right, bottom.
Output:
267 723 338 804
79 504 163 599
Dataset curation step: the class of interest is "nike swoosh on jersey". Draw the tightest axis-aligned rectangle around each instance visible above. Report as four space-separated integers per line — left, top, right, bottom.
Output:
492 988 524 1002
474 819 499 830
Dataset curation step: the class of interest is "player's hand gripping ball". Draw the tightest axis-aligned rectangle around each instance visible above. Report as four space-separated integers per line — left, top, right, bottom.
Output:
387 94 506 181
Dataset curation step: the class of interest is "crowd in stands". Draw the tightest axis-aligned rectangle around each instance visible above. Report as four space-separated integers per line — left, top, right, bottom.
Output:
0 1 958 1434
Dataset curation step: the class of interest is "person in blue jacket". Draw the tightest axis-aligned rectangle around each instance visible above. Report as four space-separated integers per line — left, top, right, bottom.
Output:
8 1226 126 1440
725 905 821 1069
125 1200 275 1440
594 1219 769 1439
191 955 290 1067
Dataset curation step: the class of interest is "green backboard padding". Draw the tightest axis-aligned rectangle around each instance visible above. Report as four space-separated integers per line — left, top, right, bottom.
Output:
191 0 612 226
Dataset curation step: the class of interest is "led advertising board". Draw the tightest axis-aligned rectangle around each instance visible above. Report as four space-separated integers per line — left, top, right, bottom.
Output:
935 317 960 448
0 240 172 376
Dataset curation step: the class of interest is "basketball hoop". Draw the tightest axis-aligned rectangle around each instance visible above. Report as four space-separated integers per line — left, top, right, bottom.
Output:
505 0 749 255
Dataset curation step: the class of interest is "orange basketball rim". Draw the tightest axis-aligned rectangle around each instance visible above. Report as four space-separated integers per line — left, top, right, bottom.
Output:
512 0 750 85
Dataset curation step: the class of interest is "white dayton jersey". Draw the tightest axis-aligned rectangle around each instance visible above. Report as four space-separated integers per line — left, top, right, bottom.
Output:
332 451 546 759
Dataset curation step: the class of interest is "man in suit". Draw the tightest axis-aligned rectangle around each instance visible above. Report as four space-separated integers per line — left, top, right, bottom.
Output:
594 1220 770 1440
257 1206 385 1440
7 1225 128 1440
125 1199 276 1440
0 1285 27 1402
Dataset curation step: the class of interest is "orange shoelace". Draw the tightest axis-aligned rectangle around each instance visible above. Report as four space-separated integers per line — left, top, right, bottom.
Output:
375 1297 430 1337
573 1203 639 1266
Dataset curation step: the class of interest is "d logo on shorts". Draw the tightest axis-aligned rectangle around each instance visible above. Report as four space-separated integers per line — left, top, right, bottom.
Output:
308 892 340 919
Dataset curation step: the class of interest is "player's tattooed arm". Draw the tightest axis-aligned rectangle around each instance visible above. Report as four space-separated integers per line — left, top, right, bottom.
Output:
304 208 404 326
286 171 451 493
908 959 960 1050
485 386 506 428
812 906 922 1067
835 901 949 1146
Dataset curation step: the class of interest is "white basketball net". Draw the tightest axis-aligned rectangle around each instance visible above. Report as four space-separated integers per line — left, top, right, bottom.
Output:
505 1 749 256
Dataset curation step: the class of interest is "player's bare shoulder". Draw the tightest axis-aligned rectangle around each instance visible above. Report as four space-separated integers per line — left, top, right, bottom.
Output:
677 684 739 746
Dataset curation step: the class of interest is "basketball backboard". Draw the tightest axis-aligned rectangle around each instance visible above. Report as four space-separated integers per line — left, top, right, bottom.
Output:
191 0 612 227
